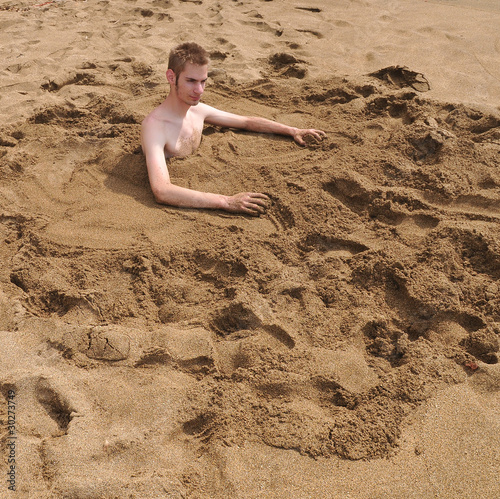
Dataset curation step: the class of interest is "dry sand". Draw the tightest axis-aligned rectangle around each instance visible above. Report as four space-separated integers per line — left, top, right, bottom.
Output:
1 0 500 497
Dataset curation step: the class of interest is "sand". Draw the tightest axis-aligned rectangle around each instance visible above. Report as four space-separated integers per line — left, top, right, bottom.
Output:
1 0 499 497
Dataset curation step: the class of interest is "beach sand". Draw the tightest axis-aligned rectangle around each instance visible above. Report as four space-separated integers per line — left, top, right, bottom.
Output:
1 0 499 497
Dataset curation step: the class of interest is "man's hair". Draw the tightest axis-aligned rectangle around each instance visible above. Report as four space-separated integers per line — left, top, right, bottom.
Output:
168 42 210 82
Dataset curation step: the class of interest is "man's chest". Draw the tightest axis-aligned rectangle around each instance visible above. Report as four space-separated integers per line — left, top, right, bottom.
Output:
165 114 204 158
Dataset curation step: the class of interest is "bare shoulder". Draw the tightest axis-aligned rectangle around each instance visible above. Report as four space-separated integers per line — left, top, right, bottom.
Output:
142 105 167 127
141 109 168 150
141 104 173 139
141 113 157 137
194 102 222 119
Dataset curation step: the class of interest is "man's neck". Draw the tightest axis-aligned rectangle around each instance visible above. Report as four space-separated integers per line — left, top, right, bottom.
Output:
163 90 191 119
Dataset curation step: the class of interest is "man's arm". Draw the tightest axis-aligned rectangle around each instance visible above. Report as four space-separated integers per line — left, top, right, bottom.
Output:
202 105 326 145
140 119 269 215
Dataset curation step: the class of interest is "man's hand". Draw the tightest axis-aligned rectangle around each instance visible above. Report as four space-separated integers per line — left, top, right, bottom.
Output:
224 192 270 216
292 128 327 146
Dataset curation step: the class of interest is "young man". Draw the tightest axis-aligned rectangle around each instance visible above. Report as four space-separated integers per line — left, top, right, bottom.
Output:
141 42 326 215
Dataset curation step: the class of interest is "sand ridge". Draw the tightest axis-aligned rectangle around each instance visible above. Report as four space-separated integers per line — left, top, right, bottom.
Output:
1 0 500 497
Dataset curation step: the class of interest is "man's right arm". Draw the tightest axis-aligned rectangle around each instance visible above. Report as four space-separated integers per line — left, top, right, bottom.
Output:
140 119 269 215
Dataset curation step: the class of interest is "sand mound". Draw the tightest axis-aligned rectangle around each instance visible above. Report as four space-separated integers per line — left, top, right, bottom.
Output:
1 0 499 497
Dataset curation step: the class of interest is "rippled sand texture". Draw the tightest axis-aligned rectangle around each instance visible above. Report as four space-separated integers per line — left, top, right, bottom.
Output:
1 0 499 497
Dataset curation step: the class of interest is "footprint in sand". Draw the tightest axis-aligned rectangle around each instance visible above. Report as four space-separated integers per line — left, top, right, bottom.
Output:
322 173 441 241
1 376 81 438
237 13 283 37
210 300 295 349
300 233 370 259
369 66 431 92
268 52 308 79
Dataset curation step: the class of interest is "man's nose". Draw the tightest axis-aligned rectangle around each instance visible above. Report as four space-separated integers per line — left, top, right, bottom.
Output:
194 83 204 95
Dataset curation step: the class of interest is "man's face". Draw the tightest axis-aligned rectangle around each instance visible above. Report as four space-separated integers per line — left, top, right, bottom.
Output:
173 62 208 106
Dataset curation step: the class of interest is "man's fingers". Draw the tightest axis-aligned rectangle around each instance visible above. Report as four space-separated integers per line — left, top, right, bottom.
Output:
248 193 270 205
293 134 307 145
294 129 326 146
245 196 269 213
242 207 260 216
241 203 265 216
248 192 270 200
228 192 270 215
309 129 326 141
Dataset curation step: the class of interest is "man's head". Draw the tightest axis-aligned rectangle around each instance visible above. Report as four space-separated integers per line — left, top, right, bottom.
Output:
168 42 210 84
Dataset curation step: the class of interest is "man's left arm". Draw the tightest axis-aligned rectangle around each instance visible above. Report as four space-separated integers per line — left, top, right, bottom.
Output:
203 105 326 146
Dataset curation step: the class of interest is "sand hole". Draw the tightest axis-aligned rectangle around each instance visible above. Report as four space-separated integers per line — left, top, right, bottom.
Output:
301 233 369 258
322 179 374 214
35 378 74 435
211 303 261 337
263 325 295 349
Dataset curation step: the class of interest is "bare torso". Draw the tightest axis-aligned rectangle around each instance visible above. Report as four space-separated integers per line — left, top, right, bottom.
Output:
166 110 204 157
143 103 206 158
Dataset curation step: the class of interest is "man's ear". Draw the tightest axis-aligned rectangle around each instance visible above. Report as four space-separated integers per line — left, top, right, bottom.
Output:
166 69 176 85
